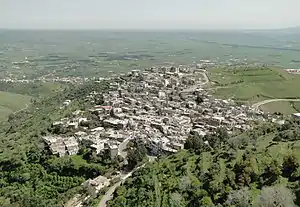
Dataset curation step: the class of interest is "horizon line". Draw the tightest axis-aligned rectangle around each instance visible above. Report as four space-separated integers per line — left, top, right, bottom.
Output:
0 25 299 32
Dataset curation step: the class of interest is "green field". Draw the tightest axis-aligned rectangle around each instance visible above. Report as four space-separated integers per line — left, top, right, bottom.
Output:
260 101 298 115
207 67 300 105
292 102 300 112
0 91 31 121
1 30 300 79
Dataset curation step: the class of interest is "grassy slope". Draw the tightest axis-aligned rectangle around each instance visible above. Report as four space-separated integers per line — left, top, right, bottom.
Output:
260 101 298 115
0 82 67 121
0 82 66 98
0 91 31 121
207 67 300 113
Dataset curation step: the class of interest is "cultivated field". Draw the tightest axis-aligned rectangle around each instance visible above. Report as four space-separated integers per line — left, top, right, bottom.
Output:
207 66 300 114
260 101 298 115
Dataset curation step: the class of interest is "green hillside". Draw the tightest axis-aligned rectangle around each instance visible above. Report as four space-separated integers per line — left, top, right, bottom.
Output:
207 66 300 114
108 120 300 207
0 82 66 98
0 91 32 121
0 80 119 207
208 66 300 102
0 82 67 121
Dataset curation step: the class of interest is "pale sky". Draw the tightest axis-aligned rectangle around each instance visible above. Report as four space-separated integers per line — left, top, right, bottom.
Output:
1 0 300 29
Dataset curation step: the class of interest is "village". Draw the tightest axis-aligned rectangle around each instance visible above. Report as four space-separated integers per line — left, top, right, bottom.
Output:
40 65 284 205
42 65 273 160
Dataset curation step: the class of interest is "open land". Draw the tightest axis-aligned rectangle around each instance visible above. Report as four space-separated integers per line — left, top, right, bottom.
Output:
0 91 31 121
1 30 300 80
207 66 300 114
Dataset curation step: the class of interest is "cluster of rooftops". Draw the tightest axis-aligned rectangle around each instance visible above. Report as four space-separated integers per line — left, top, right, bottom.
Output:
43 65 270 158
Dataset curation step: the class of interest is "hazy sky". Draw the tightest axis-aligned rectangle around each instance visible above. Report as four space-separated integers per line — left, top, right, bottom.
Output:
1 0 300 29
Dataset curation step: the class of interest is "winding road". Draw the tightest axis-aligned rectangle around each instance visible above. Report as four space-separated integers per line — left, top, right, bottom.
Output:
199 70 209 85
251 99 300 110
98 163 146 207
13 104 29 115
118 137 131 158
181 71 209 93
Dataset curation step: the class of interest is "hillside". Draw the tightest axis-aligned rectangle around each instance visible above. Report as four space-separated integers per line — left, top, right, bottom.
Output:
0 91 32 121
108 120 300 207
207 66 300 114
0 80 119 207
0 82 66 121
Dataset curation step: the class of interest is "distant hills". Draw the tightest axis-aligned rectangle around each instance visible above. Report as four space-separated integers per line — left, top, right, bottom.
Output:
263 26 300 33
283 26 300 32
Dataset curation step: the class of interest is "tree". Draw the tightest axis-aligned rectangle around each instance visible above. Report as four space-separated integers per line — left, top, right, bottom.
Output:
200 196 215 207
260 158 282 186
215 127 229 143
127 140 147 170
282 154 299 178
94 94 104 105
184 135 204 153
226 187 252 207
170 192 183 207
256 186 296 207
195 95 204 105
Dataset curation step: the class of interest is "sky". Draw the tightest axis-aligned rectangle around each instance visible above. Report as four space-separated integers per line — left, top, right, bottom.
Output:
1 0 300 30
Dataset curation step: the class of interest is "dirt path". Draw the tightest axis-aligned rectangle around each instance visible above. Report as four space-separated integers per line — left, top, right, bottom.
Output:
252 99 300 110
13 104 29 114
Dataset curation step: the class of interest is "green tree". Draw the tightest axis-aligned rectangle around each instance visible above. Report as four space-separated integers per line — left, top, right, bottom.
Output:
256 186 296 207
184 135 204 153
200 196 215 207
226 188 252 207
282 154 299 178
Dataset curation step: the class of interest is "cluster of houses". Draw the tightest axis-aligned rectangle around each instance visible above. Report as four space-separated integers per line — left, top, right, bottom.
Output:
284 69 300 74
42 65 268 159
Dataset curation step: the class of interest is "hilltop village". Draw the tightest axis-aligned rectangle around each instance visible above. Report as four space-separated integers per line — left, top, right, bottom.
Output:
42 66 272 162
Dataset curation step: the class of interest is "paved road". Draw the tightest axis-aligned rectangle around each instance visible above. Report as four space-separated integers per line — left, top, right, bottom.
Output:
118 137 131 158
182 71 209 93
252 99 300 109
98 163 146 207
98 181 121 207
200 71 209 85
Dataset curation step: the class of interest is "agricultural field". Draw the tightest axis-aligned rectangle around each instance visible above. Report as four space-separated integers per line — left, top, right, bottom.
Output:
0 82 66 121
0 91 31 121
260 101 298 115
292 102 300 112
207 67 300 107
1 30 300 79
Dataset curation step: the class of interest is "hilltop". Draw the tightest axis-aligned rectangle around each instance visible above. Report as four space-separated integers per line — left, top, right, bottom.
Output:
1 65 300 207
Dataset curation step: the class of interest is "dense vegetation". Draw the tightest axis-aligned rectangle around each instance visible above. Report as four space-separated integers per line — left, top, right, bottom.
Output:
108 119 300 207
0 81 118 207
